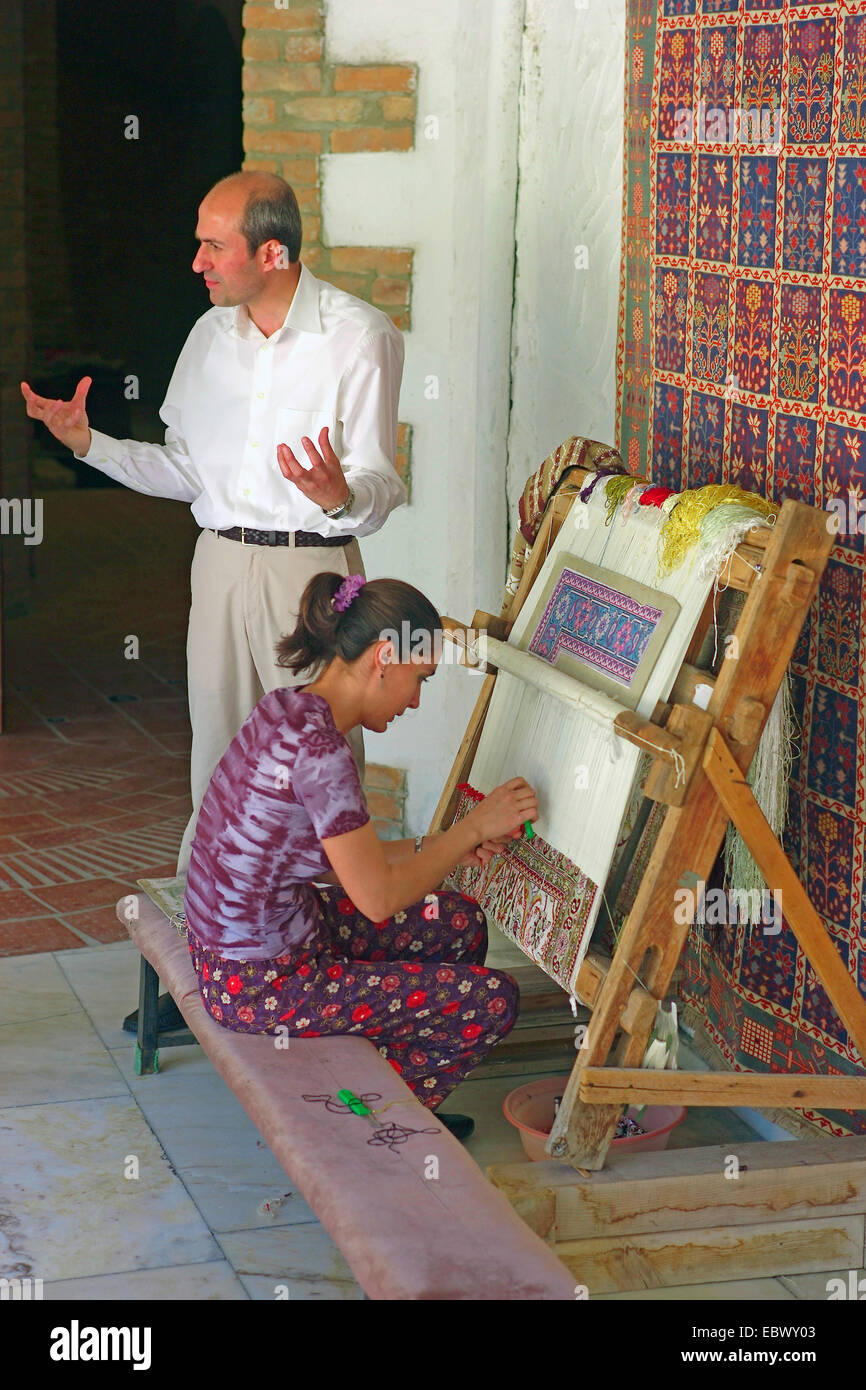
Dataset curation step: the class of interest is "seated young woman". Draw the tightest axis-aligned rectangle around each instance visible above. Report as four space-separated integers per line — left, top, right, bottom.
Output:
183 571 537 1134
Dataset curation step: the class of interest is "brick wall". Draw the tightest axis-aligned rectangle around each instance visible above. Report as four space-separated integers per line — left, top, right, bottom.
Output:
241 0 416 495
365 762 407 841
241 0 418 832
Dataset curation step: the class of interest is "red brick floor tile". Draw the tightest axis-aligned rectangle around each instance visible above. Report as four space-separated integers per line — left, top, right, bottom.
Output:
28 878 135 913
142 795 191 819
62 727 154 748
60 904 130 944
87 792 180 817
0 494 200 955
154 733 192 754
0 836 29 854
12 825 98 850
142 862 183 879
0 734 49 753
0 812 66 835
0 795 69 816
148 778 192 795
0 916 86 954
0 888 49 920
90 811 184 838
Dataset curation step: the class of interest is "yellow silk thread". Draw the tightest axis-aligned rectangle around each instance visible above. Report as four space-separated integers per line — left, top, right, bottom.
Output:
658 484 777 574
603 474 637 525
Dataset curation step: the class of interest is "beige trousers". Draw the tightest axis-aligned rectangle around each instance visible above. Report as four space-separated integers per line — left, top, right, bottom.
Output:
176 528 365 873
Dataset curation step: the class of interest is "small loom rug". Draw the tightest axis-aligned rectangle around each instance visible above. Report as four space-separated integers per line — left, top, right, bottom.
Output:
448 786 598 992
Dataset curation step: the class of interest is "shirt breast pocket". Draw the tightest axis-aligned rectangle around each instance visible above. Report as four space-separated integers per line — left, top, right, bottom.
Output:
274 408 342 468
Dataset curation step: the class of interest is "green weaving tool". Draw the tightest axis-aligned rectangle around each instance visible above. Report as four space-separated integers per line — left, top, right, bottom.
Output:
338 1087 380 1133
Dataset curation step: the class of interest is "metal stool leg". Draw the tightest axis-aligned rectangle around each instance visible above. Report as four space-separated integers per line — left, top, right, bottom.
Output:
134 956 160 1074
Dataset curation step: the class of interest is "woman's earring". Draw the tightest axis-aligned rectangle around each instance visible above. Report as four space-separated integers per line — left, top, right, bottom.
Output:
380 668 385 682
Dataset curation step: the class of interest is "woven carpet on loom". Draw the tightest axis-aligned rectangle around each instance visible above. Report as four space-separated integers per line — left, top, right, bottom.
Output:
617 0 866 1136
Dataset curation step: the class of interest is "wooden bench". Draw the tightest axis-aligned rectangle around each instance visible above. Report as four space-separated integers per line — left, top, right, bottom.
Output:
119 895 577 1300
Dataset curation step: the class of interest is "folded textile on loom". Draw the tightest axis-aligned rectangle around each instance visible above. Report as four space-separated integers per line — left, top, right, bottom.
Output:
450 476 780 994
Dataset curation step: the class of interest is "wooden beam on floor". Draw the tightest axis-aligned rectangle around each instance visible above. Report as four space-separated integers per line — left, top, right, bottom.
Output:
553 1214 863 1295
487 1137 866 1243
577 1066 866 1108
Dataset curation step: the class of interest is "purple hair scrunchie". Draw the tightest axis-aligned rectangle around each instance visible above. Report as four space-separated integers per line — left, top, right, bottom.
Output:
332 573 366 612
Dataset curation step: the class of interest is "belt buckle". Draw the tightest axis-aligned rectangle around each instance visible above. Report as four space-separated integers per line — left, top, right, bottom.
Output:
241 526 246 545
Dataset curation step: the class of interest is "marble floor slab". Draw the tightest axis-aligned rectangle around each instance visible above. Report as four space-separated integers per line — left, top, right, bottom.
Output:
0 1010 128 1107
217 1225 362 1301
0 950 83 1027
44 1260 248 1301
54 938 142 1051
0 1094 221 1281
113 1045 319 1233
779 1268 866 1300
596 1276 796 1301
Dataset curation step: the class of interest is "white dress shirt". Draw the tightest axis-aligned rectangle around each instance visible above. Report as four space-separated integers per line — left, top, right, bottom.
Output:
75 264 407 538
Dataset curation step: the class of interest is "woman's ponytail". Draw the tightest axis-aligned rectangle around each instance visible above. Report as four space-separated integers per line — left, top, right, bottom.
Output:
276 572 343 675
276 572 441 677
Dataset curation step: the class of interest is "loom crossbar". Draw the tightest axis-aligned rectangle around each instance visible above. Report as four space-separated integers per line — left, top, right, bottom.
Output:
442 623 696 791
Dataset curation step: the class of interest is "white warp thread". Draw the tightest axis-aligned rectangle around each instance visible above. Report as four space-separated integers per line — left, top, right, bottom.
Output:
468 490 715 913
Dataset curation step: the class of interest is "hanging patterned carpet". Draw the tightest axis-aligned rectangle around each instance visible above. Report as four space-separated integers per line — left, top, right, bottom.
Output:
617 0 866 1135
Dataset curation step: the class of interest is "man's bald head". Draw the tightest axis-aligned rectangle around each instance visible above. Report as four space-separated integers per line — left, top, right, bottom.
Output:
205 170 302 263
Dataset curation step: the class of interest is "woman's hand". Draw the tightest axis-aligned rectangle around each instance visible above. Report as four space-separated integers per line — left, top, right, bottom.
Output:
468 778 537 845
458 830 522 868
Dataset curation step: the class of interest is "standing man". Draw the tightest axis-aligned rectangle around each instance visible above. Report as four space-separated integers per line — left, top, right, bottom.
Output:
22 171 407 876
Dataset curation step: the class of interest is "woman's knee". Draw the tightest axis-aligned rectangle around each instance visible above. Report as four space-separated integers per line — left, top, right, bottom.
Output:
488 969 520 1030
436 891 487 952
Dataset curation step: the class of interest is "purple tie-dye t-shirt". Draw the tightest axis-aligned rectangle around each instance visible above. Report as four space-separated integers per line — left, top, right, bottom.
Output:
184 688 369 959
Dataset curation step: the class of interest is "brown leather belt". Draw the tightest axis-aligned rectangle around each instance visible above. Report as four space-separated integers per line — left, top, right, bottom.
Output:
214 527 350 548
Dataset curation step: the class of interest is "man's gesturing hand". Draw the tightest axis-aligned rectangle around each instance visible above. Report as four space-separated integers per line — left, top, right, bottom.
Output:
21 376 92 458
276 426 350 512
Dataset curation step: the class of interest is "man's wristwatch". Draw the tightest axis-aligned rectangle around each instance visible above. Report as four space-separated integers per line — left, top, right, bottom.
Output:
323 485 355 520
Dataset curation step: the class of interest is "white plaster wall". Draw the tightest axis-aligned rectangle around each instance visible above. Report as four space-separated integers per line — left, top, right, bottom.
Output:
323 0 625 833
324 0 524 833
506 0 625 522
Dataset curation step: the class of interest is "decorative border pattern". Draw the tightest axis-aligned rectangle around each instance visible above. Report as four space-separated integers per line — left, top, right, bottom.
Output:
529 568 666 687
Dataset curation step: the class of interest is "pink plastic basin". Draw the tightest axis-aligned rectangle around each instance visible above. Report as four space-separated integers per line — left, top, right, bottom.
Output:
503 1077 686 1161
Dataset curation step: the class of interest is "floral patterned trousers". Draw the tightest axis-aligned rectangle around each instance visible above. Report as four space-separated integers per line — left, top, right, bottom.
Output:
187 887 520 1110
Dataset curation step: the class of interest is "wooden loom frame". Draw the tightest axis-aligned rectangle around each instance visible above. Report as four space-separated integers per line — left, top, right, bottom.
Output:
429 472 866 1172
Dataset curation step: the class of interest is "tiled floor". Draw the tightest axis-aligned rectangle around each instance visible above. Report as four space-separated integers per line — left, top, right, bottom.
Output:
2 931 860 1301
0 942 358 1300
1 489 198 954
